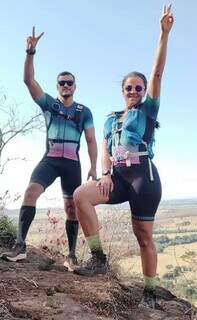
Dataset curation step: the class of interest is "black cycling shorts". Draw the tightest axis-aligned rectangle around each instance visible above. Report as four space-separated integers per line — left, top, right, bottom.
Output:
30 156 81 198
106 161 162 221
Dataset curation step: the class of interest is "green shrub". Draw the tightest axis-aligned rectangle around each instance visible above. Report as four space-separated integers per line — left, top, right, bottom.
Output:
0 215 17 248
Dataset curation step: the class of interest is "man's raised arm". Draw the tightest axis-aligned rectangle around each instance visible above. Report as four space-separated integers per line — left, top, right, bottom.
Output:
24 26 44 101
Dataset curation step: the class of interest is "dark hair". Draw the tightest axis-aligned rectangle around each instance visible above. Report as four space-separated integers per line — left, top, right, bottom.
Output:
122 71 147 90
57 71 75 82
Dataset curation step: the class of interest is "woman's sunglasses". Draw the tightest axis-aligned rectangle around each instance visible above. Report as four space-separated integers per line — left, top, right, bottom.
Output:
125 85 145 93
58 80 74 87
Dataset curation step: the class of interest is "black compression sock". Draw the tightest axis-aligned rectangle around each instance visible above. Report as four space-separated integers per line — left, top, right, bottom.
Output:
65 220 79 256
17 206 36 243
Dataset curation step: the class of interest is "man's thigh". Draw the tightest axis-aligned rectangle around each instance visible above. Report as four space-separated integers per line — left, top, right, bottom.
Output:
60 160 82 199
30 157 59 190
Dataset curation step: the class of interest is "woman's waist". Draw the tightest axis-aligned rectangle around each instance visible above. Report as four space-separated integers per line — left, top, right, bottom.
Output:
111 143 149 166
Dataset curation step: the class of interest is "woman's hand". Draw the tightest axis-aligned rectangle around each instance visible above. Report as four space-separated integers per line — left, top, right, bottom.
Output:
96 175 114 198
26 26 44 51
160 4 174 34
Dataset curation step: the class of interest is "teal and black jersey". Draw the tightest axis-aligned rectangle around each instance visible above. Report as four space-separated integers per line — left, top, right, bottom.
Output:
35 93 94 161
103 94 160 161
102 94 161 220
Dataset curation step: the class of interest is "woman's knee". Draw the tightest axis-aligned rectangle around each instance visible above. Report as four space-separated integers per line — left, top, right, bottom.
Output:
133 228 153 248
132 219 155 248
73 186 84 206
74 181 107 208
136 236 154 248
135 232 154 248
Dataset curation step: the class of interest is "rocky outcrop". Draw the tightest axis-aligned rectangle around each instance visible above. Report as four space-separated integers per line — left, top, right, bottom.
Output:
0 247 196 320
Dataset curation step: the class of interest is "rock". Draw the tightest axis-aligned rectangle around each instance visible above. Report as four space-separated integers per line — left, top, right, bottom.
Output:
0 247 196 320
46 287 55 296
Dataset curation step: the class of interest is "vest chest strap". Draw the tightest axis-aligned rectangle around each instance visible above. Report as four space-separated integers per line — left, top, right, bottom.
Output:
110 150 154 181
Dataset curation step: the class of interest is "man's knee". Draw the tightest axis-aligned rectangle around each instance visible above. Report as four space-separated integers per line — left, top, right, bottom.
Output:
64 199 76 219
23 183 43 203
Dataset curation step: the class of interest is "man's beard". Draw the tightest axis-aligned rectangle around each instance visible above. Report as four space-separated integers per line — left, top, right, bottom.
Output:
61 92 72 99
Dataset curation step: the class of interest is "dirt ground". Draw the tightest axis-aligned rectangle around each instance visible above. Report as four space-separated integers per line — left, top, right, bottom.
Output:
0 246 196 320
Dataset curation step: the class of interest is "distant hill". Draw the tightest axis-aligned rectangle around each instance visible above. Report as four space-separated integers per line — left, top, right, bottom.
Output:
2 198 197 219
160 198 197 207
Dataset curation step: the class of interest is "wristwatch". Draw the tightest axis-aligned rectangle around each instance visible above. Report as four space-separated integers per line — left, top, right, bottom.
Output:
26 48 36 55
102 170 111 176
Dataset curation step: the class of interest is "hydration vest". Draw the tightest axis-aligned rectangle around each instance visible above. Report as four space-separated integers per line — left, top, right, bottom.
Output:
105 108 158 158
47 100 84 133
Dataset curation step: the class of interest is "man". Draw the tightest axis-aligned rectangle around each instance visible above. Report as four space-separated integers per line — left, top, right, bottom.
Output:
3 27 97 270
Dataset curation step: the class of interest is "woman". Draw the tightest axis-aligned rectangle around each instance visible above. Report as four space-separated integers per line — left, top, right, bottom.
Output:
73 5 174 309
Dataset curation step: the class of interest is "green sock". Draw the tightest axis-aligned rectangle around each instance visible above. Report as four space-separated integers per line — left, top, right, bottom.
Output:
86 234 103 253
144 275 157 291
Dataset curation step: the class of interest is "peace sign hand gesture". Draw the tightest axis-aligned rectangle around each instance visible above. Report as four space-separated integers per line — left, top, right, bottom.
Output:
160 4 174 34
26 26 44 51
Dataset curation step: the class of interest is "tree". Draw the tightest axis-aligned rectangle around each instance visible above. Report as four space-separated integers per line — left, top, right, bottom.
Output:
0 93 43 171
0 91 43 211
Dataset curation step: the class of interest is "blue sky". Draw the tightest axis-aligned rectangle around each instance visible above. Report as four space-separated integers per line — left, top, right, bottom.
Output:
0 0 197 208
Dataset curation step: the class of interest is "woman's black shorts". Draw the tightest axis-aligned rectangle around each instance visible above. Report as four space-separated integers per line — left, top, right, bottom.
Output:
106 161 162 221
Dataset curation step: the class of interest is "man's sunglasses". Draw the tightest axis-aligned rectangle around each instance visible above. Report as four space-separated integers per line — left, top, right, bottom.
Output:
58 80 74 87
125 85 145 93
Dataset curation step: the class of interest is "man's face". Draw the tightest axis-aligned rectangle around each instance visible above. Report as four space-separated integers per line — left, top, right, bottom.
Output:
57 75 76 98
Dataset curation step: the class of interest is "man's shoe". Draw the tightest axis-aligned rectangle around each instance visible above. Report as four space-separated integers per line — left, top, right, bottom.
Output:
63 254 78 272
73 251 107 276
1 242 27 262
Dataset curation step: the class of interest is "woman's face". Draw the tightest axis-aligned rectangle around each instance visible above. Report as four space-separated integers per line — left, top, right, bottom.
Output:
122 76 146 109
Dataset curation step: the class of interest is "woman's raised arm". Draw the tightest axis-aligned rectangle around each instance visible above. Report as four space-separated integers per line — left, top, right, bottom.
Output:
147 5 174 99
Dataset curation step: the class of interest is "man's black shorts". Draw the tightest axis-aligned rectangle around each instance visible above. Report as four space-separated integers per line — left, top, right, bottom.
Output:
30 157 81 198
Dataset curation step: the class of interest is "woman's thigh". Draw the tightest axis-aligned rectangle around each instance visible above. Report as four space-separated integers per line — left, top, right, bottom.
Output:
129 163 162 220
107 174 129 204
74 180 109 206
75 171 129 207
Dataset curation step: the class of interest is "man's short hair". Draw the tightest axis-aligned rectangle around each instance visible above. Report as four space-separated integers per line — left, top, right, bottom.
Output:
57 71 75 82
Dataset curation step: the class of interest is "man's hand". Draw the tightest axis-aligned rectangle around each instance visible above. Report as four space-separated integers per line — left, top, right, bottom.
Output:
87 168 97 181
160 4 174 34
26 26 44 51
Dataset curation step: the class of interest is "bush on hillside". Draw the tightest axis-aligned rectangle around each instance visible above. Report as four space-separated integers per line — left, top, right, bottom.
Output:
0 216 16 248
